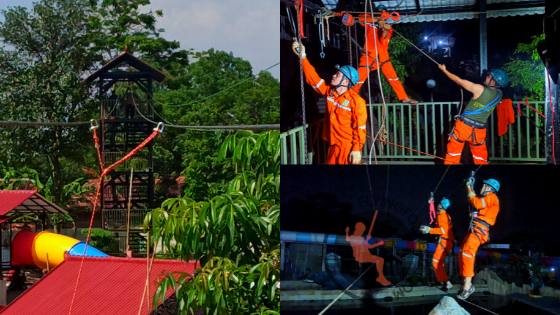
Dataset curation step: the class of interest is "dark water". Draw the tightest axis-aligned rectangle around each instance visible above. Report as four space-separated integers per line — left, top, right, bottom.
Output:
281 294 555 315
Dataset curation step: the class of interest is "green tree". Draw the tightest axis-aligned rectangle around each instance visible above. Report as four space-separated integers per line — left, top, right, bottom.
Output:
503 34 545 99
0 0 187 203
153 50 280 201
147 131 280 314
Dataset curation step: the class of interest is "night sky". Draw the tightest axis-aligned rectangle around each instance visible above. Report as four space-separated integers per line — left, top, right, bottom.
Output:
281 165 560 255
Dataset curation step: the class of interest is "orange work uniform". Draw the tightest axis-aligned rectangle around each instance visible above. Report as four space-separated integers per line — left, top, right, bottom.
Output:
301 58 367 164
358 24 410 101
445 88 503 165
459 192 500 278
429 210 454 283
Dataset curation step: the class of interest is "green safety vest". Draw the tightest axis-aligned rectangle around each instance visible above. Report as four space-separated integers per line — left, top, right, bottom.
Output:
462 87 503 124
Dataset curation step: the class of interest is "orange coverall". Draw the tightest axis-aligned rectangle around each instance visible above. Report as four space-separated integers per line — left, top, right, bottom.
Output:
429 210 454 283
359 24 410 101
301 58 367 164
459 192 500 278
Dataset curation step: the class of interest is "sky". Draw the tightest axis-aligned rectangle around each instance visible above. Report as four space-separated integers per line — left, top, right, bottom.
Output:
0 0 280 78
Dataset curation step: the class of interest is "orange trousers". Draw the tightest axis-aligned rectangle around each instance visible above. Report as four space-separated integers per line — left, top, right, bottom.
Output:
444 119 488 165
458 229 489 278
326 143 353 165
432 239 453 282
359 54 408 101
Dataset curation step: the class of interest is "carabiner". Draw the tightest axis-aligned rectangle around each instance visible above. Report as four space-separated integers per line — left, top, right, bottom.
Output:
153 122 165 133
89 119 98 131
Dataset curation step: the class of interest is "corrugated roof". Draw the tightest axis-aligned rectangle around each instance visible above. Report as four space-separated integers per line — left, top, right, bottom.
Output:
399 6 544 23
0 190 67 222
322 0 544 22
2 256 199 314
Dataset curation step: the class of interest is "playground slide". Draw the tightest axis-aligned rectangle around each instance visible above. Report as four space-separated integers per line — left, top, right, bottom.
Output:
11 230 108 269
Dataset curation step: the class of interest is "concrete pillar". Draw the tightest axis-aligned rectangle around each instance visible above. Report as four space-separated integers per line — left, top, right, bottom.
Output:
0 279 6 305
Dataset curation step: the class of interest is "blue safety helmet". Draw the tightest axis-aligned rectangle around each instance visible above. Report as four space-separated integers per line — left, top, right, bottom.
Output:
483 178 500 192
488 69 509 88
335 64 359 87
439 198 451 210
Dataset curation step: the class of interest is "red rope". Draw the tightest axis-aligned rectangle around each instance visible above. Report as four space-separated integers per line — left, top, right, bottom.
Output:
68 125 162 315
295 0 305 38
92 128 105 171
379 139 446 161
521 98 545 118
429 199 436 224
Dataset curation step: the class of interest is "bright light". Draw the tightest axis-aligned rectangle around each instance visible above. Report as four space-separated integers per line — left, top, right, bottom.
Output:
552 267 556 272
423 36 428 41
438 40 443 44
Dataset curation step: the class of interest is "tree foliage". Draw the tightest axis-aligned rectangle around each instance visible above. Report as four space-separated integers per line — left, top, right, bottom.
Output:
0 0 185 203
503 34 545 99
147 131 280 314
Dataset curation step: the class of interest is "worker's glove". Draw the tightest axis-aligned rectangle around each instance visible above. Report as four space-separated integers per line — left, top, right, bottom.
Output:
292 41 306 59
349 151 362 164
419 225 431 234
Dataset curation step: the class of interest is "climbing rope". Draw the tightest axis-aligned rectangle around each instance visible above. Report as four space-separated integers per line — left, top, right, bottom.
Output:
317 264 374 315
68 121 164 315
290 3 309 164
428 166 451 224
458 298 500 315
378 138 446 160
365 0 390 164
433 166 451 195
391 28 440 66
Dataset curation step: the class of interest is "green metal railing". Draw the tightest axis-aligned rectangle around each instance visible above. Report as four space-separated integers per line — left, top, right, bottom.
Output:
280 125 308 164
281 101 546 164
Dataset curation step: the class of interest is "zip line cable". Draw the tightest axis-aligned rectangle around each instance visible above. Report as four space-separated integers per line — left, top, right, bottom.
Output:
131 95 278 131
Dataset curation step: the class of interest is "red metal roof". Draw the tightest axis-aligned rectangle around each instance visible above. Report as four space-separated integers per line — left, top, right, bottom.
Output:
0 190 36 216
2 256 198 314
0 190 68 223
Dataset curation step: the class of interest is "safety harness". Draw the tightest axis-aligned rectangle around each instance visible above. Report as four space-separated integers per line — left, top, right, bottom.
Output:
449 116 487 146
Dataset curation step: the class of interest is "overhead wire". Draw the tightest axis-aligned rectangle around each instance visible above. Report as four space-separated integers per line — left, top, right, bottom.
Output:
163 61 279 108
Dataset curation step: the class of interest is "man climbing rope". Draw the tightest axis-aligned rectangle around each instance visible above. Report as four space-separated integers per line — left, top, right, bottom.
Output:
457 176 501 300
292 41 367 164
439 65 509 164
420 197 454 291
345 222 391 286
359 20 417 105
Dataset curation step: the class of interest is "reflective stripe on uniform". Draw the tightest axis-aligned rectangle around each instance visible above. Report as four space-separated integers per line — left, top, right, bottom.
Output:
447 152 461 156
314 79 324 90
441 227 445 234
358 125 367 130
327 97 352 111
473 155 487 162
432 258 439 262
462 253 473 258
480 198 487 208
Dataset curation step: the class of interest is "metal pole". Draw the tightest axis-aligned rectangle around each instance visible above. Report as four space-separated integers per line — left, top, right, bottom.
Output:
479 0 488 75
